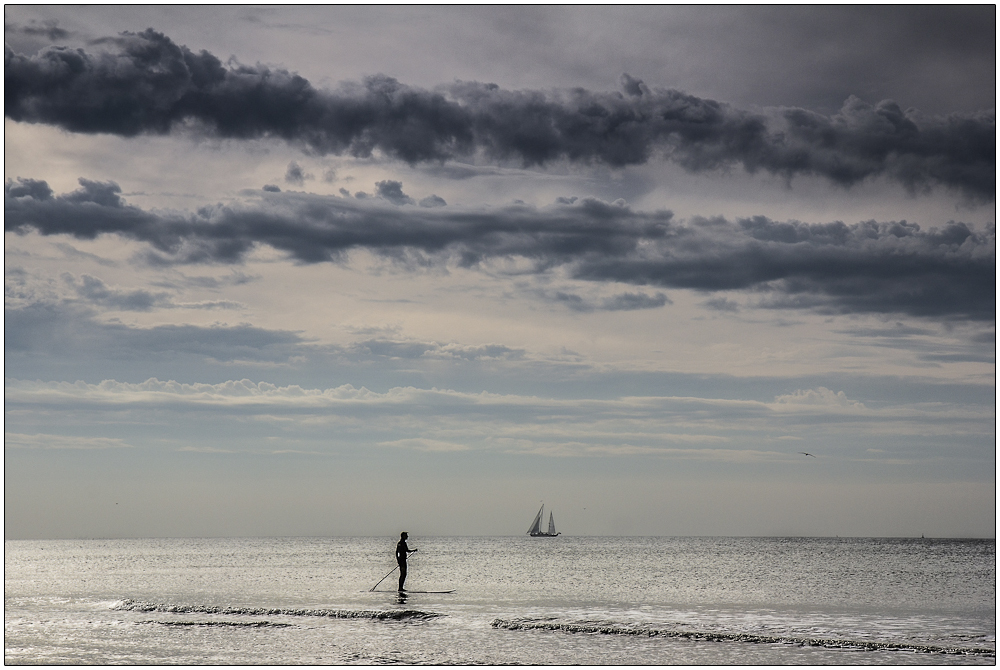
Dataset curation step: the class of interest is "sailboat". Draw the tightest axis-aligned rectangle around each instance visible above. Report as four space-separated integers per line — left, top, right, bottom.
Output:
527 504 561 537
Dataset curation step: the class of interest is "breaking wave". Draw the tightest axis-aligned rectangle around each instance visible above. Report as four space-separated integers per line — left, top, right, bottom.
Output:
491 618 996 657
138 620 292 628
114 599 439 621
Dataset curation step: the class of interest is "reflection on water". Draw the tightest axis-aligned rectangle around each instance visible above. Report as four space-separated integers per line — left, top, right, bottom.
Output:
5 537 995 665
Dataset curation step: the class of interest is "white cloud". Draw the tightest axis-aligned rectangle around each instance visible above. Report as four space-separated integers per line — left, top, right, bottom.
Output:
772 387 867 410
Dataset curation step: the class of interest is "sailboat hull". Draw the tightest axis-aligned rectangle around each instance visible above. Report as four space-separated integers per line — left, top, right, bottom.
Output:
527 505 561 536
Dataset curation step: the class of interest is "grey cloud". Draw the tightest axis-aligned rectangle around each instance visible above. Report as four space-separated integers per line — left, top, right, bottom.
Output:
5 298 528 385
703 297 740 312
6 179 995 320
356 339 432 359
620 73 648 98
5 19 71 41
831 322 995 365
64 273 171 311
152 270 259 290
420 163 506 180
419 195 447 208
354 339 524 361
719 6 996 115
262 184 281 192
4 29 993 199
6 177 56 200
7 177 258 265
5 301 305 363
8 299 993 411
450 343 525 360
542 289 670 313
61 272 243 311
54 241 118 267
374 180 414 205
284 161 311 185
601 292 671 311
836 323 937 338
175 299 244 310
919 352 995 364
551 292 589 312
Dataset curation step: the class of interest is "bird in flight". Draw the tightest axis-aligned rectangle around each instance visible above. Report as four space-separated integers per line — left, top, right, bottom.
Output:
799 451 817 457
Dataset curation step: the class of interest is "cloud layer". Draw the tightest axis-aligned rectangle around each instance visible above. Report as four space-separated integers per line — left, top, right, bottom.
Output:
6 376 990 461
6 178 995 320
5 29 995 199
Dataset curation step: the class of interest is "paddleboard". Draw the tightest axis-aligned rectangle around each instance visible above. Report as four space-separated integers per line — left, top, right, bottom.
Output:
370 589 455 594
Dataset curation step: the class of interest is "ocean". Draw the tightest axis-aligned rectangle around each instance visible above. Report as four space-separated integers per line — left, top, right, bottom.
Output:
4 536 994 665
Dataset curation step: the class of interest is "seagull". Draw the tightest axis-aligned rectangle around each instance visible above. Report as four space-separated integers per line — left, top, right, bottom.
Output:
798 451 817 458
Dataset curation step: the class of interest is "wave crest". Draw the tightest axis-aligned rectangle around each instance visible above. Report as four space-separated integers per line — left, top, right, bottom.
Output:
490 618 995 657
114 599 439 620
138 620 292 628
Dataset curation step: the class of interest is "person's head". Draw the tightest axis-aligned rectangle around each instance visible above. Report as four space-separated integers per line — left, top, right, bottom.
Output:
400 532 408 539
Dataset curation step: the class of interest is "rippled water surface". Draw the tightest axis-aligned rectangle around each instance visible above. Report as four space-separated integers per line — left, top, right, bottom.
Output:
5 536 995 665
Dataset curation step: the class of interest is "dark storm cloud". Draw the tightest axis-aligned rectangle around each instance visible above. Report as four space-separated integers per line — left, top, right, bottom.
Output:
4 29 994 199
6 178 995 320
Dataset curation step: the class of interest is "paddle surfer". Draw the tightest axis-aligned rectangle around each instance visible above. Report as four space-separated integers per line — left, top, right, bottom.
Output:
395 532 417 591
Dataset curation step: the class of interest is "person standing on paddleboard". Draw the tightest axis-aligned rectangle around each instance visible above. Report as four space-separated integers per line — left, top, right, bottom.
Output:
395 532 417 591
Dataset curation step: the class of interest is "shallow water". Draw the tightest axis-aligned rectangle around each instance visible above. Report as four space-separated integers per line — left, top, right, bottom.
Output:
4 536 995 665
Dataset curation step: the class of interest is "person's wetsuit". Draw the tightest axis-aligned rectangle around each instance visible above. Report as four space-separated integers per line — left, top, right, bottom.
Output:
395 538 414 591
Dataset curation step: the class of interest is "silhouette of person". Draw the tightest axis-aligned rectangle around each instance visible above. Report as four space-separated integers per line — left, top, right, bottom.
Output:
395 532 416 591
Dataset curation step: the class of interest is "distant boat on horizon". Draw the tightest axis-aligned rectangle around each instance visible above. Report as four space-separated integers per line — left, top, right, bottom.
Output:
527 504 561 537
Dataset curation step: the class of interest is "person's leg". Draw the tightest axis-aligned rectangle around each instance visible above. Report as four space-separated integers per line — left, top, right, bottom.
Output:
398 562 407 590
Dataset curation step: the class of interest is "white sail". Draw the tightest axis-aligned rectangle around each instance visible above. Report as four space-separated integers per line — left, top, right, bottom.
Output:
527 505 544 534
547 511 556 535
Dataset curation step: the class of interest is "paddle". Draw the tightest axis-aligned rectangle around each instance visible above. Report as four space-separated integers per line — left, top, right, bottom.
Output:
369 565 399 592
369 549 417 592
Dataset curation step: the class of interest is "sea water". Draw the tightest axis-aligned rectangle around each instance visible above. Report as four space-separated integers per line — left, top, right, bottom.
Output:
4 536 995 665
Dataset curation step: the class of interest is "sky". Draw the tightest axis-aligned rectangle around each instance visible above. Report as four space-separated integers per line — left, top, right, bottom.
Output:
4 5 996 539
